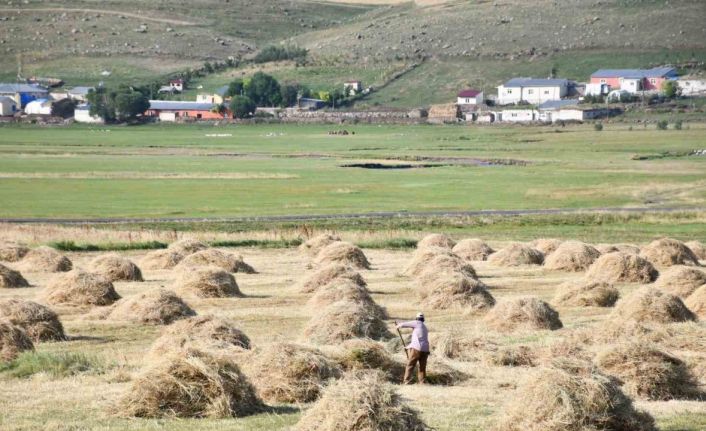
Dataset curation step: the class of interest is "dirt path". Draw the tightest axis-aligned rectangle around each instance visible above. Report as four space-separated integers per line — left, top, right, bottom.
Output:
0 7 198 26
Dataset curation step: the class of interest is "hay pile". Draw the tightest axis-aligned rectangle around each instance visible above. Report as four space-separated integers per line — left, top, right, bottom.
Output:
596 342 699 400
494 360 655 431
308 279 387 319
246 342 341 403
333 338 405 381
431 331 495 362
686 240 706 260
149 316 250 357
485 345 536 367
141 249 186 270
97 289 195 325
685 286 706 318
314 242 370 270
484 297 563 332
416 272 494 312
293 371 427 431
0 263 29 288
90 253 143 282
297 263 366 294
0 242 30 262
0 299 65 341
43 270 120 306
404 247 476 279
640 238 700 267
544 241 601 272
117 349 263 418
585 252 658 283
596 244 641 255
417 233 456 250
299 233 341 257
168 238 209 255
487 243 544 267
173 266 243 298
16 246 72 272
301 300 392 344
531 238 563 256
553 280 619 307
654 266 706 298
0 321 34 362
606 287 696 328
177 249 256 274
452 238 494 261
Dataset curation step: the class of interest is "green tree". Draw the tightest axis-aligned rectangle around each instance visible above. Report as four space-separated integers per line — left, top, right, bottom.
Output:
662 80 679 99
51 98 76 119
86 87 115 122
226 79 245 97
230 95 256 119
114 90 149 121
280 84 298 107
246 72 282 107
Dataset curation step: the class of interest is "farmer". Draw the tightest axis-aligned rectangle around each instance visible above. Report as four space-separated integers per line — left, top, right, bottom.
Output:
396 312 430 384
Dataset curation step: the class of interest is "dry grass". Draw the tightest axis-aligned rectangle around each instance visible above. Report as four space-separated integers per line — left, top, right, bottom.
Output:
595 244 641 255
140 248 186 270
487 243 543 267
308 279 387 319
553 280 619 307
173 266 243 298
301 300 392 344
483 297 563 332
90 253 143 282
530 238 563 256
0 242 30 262
484 345 536 367
42 270 120 307
94 289 195 325
452 238 494 261
149 315 251 358
686 240 706 260
314 241 370 270
176 249 256 273
654 266 706 298
543 241 601 272
430 331 495 362
606 286 697 328
0 299 65 341
16 246 72 273
417 233 456 250
685 285 706 319
296 263 366 294
331 338 405 381
403 246 476 278
0 263 29 288
640 238 700 267
167 238 209 255
585 252 658 283
299 233 341 257
416 272 494 312
0 320 34 362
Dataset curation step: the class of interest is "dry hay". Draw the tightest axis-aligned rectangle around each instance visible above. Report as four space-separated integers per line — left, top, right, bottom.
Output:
595 341 700 400
654 266 706 298
686 240 706 260
299 233 341 257
140 248 186 270
296 263 366 294
307 279 387 319
536 338 594 365
452 238 494 261
332 338 405 382
314 241 370 270
485 345 536 367
96 289 195 325
685 285 706 318
640 238 700 267
0 299 65 341
543 241 601 272
301 300 392 344
149 316 250 358
417 233 456 250
173 266 243 298
43 270 120 306
494 360 655 431
293 370 427 431
246 342 341 403
167 238 209 255
487 243 544 267
403 247 476 278
0 263 29 288
530 238 563 256
0 320 34 362
607 286 697 328
553 280 619 307
585 252 658 283
483 297 563 332
16 246 72 273
117 349 263 418
596 243 641 255
415 272 494 312
0 242 30 262
431 331 497 362
90 253 143 282
176 249 256 274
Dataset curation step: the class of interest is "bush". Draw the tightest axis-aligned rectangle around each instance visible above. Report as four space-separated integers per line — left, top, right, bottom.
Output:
254 45 307 64
594 122 604 131
656 120 668 130
673 120 683 130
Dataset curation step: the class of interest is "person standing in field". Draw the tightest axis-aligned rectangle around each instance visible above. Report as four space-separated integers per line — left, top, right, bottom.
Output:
396 312 430 384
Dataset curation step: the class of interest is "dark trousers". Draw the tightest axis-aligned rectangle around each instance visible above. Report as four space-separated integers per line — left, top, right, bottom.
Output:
403 348 430 384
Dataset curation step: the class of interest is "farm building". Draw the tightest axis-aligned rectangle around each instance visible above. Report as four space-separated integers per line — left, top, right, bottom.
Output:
74 104 104 124
344 80 363 96
538 100 617 122
428 103 460 123
0 83 49 108
497 108 539 123
197 85 229 104
146 100 226 121
589 67 677 94
67 87 94 102
0 96 18 116
24 98 52 115
497 78 569 105
298 98 326 110
457 89 483 106
677 78 706 96
169 78 185 92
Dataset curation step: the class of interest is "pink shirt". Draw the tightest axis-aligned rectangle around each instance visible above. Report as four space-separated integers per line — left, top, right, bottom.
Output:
398 320 429 352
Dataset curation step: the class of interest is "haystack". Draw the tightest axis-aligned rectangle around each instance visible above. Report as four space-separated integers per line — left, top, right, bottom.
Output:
685 285 706 318
90 253 143 282
404 247 476 278
0 242 30 262
0 263 29 288
416 272 494 312
16 246 72 272
299 233 341 257
606 287 696 327
544 241 601 272
483 297 563 332
596 244 640 255
173 266 243 298
485 345 536 367
596 341 699 400
417 233 456 250
0 299 65 341
585 252 658 283
176 249 256 274
494 360 655 431
431 331 495 362
314 241 370 270
296 263 366 294
117 349 263 418
640 238 700 267
98 289 195 325
293 371 427 431
452 238 494 261
43 270 120 306
552 280 619 307
167 238 209 255
0 320 34 362
246 342 341 403
487 243 543 267
654 266 706 298
333 338 405 381
301 300 392 344
308 279 386 319
530 238 563 256
149 316 250 358
140 248 186 270
686 240 706 260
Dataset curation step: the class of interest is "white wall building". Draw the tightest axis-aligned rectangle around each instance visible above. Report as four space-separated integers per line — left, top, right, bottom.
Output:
24 99 52 115
74 104 104 123
497 78 569 105
678 78 706 96
457 89 483 105
497 109 538 122
0 96 18 116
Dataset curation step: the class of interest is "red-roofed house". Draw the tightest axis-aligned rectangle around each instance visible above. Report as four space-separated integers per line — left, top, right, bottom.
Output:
457 89 483 105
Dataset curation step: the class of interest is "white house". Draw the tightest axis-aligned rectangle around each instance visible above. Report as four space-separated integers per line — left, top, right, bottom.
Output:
74 104 104 123
0 96 18 116
24 98 52 115
0 83 49 107
677 78 706 96
457 89 483 105
497 78 569 105
67 86 94 102
497 109 538 123
344 80 363 96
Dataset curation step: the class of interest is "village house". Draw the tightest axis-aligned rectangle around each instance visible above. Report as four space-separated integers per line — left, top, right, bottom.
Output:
496 78 569 105
537 100 617 123
24 98 53 115
457 89 483 106
0 83 49 108
197 85 229 104
589 67 677 95
146 100 226 122
67 86 94 102
0 96 18 116
677 77 706 96
169 78 185 92
74 104 104 124
496 108 539 123
297 97 326 110
343 80 363 96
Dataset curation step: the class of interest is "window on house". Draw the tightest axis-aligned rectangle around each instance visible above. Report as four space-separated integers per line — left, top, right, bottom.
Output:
650 78 656 84
507 89 512 94
600 79 606 84
544 90 550 95
527 89 534 95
